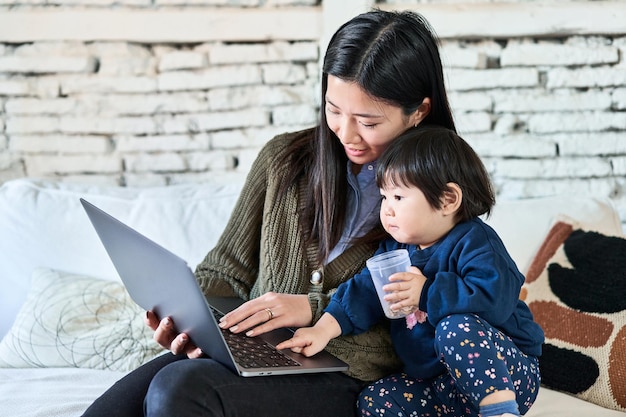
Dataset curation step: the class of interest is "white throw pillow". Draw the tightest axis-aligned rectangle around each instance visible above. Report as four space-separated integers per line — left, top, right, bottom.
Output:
0 268 165 372
0 178 243 338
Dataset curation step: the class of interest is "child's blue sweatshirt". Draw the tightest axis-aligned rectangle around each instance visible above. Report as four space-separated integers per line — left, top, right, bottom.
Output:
325 217 545 380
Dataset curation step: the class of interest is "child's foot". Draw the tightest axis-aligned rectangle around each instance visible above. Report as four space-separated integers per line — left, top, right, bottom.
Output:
483 412 519 417
479 399 520 417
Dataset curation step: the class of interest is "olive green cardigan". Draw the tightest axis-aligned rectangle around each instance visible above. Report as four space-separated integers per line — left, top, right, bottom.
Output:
195 129 402 382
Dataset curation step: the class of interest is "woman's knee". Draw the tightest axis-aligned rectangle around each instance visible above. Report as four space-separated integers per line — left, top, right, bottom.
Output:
145 359 222 417
146 360 190 412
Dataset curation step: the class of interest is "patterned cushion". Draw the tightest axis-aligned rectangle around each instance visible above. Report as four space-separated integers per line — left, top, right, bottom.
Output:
0 268 165 371
522 220 626 412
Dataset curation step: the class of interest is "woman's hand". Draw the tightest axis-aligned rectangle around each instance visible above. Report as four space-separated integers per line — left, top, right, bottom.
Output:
144 292 312 357
383 266 426 314
218 292 312 337
145 311 204 358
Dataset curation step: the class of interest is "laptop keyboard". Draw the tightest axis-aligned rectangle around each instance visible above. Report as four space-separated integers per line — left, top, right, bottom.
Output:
211 307 301 369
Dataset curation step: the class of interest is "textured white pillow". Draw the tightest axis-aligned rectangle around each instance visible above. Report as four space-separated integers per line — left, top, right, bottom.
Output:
0 178 242 337
0 268 165 372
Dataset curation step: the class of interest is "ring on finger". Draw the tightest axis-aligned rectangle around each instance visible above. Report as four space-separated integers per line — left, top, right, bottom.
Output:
264 307 275 321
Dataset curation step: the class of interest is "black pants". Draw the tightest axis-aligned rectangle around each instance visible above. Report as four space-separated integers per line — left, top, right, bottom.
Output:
82 353 363 417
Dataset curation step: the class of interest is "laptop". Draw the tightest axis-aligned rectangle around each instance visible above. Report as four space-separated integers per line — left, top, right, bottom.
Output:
80 198 348 377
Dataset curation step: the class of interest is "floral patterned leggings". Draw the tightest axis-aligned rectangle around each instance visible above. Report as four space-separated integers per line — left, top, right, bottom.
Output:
358 314 541 417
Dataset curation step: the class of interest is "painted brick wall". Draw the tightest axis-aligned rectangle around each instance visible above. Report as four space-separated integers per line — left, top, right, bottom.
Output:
0 40 319 186
0 0 625 228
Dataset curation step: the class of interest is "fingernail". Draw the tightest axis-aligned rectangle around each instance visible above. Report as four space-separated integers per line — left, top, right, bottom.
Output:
164 317 171 326
218 321 227 328
229 325 238 332
246 330 254 336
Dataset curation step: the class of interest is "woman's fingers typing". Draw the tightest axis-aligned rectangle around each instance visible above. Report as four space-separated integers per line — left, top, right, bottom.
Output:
218 293 312 337
219 304 278 335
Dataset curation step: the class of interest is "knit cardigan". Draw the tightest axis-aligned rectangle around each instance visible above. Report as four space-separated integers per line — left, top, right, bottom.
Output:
195 128 402 382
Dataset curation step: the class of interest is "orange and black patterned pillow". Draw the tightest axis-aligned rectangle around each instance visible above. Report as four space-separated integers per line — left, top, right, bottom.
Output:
521 221 626 412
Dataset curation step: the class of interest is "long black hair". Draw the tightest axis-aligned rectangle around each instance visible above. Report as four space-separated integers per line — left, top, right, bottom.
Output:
280 9 456 264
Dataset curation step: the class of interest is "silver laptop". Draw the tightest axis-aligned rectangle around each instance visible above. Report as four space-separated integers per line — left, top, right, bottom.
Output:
80 198 348 377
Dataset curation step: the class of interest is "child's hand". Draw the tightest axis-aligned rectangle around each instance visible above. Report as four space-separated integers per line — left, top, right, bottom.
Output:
275 313 341 357
275 327 328 357
383 266 426 314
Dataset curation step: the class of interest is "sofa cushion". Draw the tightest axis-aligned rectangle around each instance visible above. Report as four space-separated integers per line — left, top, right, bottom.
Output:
0 268 165 372
522 220 626 412
0 178 242 338
525 387 626 417
484 196 623 272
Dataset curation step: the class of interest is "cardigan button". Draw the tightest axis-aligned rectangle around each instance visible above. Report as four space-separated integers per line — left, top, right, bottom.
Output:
310 269 323 285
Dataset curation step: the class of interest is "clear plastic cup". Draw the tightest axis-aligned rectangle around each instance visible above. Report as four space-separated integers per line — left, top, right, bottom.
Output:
366 249 413 319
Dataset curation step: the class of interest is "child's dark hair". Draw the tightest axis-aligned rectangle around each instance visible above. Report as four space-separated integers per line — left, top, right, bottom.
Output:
376 126 495 222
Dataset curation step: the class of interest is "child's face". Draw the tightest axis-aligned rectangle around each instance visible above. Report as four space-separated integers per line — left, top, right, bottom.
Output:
379 183 456 249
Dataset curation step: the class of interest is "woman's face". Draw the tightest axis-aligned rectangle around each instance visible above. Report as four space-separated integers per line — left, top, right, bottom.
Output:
325 75 421 167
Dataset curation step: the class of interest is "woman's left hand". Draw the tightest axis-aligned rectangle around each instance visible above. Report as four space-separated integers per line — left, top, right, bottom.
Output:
218 292 312 337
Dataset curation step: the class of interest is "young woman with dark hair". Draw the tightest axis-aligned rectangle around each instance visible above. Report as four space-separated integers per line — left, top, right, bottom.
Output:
82 9 457 417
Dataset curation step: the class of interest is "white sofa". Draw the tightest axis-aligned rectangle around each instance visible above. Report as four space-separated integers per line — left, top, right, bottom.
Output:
0 177 625 417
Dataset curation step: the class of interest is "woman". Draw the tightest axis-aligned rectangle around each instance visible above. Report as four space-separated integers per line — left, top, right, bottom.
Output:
82 9 455 417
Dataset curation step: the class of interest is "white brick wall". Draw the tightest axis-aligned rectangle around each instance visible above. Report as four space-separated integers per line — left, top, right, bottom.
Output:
500 39 619 67
0 0 626 230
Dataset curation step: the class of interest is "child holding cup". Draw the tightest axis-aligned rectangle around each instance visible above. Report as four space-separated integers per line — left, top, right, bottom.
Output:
277 126 544 417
